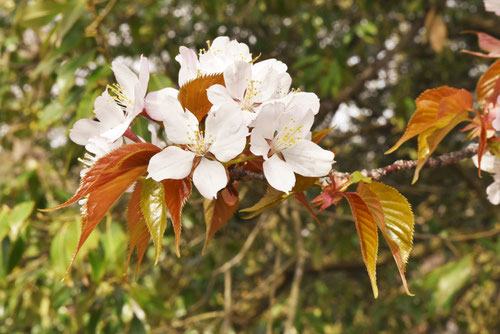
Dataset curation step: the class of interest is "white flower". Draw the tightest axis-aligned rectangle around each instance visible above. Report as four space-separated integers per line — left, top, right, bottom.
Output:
473 151 500 204
146 90 248 199
485 0 500 16
175 36 252 86
250 102 335 193
69 90 126 156
207 60 291 124
101 55 150 141
69 56 150 149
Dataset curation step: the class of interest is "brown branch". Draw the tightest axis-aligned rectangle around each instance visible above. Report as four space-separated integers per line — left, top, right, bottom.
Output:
331 145 479 181
230 146 479 183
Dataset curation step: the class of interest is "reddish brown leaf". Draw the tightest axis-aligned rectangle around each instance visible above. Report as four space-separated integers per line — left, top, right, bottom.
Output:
293 192 321 224
413 111 469 183
67 165 148 275
203 183 239 254
43 143 161 211
343 192 379 298
311 175 347 212
462 31 500 58
469 110 489 176
476 59 500 108
178 73 225 121
311 126 334 144
385 87 464 154
357 182 414 296
126 180 150 276
240 186 286 219
161 178 192 257
49 143 161 275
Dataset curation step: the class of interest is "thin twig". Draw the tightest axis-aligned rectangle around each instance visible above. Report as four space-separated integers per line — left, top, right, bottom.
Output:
222 269 232 333
171 311 225 328
414 225 500 242
284 209 305 333
266 247 281 334
189 216 266 312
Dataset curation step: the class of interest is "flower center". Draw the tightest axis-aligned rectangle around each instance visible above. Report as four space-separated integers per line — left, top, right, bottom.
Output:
186 129 214 156
270 118 304 153
107 83 133 111
240 79 262 112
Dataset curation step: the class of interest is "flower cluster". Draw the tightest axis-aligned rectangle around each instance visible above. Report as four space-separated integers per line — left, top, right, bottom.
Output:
69 36 335 199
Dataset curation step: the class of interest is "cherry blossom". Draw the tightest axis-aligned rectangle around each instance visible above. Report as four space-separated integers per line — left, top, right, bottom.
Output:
146 89 248 199
207 60 291 124
69 56 150 150
249 101 335 193
175 36 252 86
473 151 500 204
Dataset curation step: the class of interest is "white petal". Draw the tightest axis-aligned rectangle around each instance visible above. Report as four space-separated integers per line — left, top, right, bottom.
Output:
111 61 138 99
284 91 320 115
69 119 103 145
193 158 227 199
144 87 181 122
278 107 315 137
486 180 500 204
176 46 200 86
94 91 125 128
485 0 500 15
224 61 252 100
101 121 131 142
210 36 230 51
472 152 500 173
263 154 296 193
148 123 166 148
147 146 195 181
207 84 235 106
163 107 199 145
137 55 150 98
86 136 122 157
205 106 248 162
249 130 271 158
282 140 335 177
251 102 283 140
225 39 252 62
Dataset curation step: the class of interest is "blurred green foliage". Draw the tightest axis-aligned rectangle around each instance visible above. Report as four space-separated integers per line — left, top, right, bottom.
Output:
1 0 500 332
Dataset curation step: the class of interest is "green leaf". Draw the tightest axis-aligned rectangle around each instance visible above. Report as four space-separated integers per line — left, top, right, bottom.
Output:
56 51 95 99
140 179 168 264
15 1 67 28
0 201 34 242
7 235 26 274
55 0 86 45
149 74 174 91
50 220 99 276
424 256 473 315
